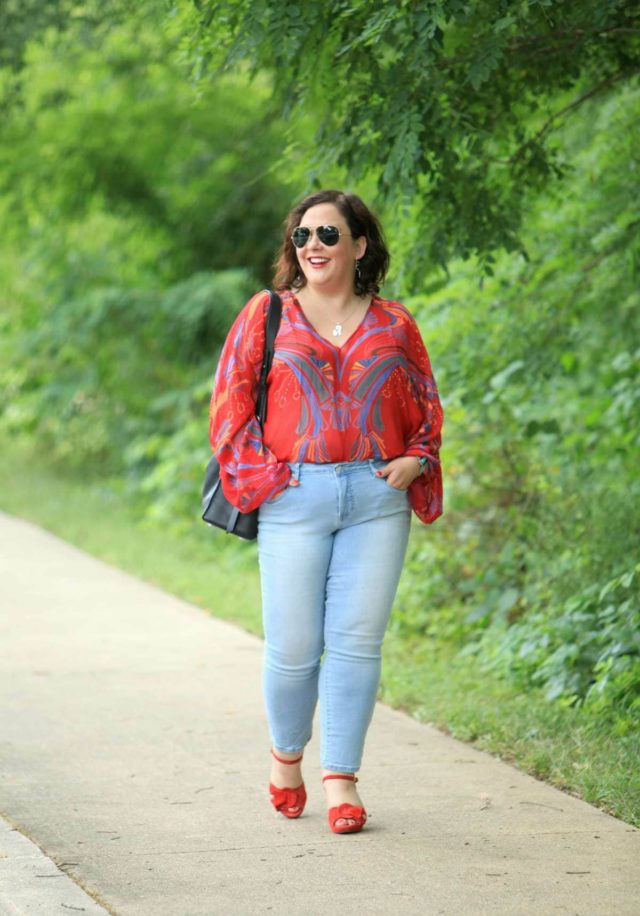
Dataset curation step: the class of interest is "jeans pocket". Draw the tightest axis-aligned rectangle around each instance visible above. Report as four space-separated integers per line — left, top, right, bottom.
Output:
369 461 409 493
265 478 301 505
265 488 288 505
368 459 388 478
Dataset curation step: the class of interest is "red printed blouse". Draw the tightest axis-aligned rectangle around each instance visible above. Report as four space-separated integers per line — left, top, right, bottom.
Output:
209 289 443 523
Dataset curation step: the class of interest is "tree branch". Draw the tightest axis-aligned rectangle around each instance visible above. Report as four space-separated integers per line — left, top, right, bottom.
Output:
509 68 640 165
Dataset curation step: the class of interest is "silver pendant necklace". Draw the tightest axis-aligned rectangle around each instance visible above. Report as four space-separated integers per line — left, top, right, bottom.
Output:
331 302 360 337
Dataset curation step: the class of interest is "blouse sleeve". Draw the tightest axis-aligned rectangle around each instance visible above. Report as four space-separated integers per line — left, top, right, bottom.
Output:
208 291 291 512
402 315 444 524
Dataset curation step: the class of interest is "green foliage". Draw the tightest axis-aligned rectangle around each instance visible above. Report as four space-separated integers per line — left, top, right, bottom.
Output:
0 0 131 70
391 86 640 717
466 565 640 718
1 270 255 472
178 0 640 275
0 9 294 475
0 18 291 284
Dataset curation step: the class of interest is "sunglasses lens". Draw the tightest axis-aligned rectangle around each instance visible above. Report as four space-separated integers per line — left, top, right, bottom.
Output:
291 228 310 248
292 226 342 247
317 225 340 246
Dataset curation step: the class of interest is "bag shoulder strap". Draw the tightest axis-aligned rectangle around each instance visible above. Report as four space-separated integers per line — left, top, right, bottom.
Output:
256 290 282 427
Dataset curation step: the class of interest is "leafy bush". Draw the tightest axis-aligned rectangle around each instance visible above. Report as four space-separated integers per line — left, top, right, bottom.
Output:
0 10 292 474
462 565 640 715
392 86 640 724
1 270 255 473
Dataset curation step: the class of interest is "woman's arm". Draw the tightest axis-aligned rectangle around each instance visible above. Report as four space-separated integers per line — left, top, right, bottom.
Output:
209 291 291 512
391 313 444 521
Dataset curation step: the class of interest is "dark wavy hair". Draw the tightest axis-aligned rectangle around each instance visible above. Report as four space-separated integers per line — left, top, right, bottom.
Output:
273 190 389 297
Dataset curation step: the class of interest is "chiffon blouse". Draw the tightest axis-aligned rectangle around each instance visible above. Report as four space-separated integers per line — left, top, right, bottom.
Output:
208 289 443 523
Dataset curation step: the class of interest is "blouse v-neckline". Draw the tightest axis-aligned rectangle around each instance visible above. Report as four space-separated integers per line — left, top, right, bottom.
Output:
289 291 375 353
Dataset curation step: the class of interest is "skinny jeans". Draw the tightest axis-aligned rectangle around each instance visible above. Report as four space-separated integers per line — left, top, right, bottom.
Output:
257 460 411 773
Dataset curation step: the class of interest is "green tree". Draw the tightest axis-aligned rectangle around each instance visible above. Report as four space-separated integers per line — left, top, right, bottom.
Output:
0 13 294 471
393 84 640 715
0 20 290 287
0 0 156 71
178 0 640 276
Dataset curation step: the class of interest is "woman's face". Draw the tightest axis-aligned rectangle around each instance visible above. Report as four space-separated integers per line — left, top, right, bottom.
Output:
293 203 366 294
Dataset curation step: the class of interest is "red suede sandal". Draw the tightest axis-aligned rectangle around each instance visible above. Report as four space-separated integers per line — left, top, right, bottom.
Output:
269 749 307 819
322 773 367 834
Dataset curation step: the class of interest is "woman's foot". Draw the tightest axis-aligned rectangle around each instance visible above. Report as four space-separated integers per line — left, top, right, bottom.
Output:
322 771 367 834
269 749 306 818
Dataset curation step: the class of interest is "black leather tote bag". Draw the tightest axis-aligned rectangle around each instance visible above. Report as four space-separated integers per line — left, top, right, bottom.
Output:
201 291 282 539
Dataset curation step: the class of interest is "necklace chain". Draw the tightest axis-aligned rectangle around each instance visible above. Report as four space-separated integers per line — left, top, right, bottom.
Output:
331 302 362 337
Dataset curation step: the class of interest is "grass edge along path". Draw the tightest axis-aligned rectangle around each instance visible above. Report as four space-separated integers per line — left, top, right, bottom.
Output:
0 441 637 827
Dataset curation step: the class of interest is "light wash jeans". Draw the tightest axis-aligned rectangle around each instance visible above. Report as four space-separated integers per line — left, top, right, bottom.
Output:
257 460 411 772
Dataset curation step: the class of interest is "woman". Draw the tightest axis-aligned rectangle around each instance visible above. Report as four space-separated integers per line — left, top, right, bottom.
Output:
209 189 443 834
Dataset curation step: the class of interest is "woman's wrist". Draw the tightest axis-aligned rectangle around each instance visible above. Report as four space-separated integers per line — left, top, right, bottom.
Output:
405 455 427 477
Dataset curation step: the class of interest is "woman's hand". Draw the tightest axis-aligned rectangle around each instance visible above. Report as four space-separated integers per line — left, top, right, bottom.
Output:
375 456 422 490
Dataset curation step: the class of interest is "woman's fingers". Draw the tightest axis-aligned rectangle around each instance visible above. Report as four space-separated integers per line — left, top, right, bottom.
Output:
376 464 408 490
376 456 421 490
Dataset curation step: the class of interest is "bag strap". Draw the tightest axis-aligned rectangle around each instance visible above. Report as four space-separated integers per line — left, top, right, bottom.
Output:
255 290 282 428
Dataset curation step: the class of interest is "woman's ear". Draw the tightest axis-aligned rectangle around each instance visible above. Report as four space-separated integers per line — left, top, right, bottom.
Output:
355 237 367 260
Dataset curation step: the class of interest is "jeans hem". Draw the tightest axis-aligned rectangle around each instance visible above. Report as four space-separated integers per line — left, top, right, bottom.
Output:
272 744 307 755
321 763 360 774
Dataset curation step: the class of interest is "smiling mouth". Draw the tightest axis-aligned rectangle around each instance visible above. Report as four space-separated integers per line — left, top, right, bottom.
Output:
307 257 329 267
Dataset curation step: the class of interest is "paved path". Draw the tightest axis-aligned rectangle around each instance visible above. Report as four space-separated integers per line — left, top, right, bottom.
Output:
0 511 638 915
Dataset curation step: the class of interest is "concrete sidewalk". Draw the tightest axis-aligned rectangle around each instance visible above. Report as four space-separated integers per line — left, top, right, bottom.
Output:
0 511 638 916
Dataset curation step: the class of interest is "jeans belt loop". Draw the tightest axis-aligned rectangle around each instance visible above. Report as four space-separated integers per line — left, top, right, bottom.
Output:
289 461 301 483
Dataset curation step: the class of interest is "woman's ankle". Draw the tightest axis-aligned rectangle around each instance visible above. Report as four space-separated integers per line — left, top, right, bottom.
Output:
271 747 304 764
270 748 304 789
323 772 361 801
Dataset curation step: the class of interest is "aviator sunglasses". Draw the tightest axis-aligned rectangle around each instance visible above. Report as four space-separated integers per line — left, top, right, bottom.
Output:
291 225 348 248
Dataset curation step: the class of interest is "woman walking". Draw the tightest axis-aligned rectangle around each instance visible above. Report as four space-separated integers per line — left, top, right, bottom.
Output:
209 190 443 834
